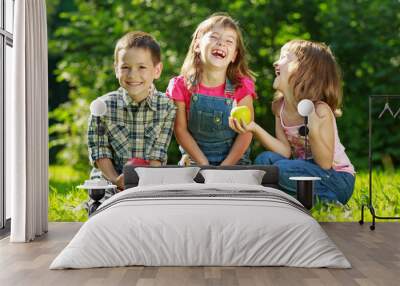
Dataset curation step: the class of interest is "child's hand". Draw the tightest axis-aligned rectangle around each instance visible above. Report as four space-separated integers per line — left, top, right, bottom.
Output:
229 117 256 134
307 104 330 135
307 111 318 133
179 154 191 166
115 174 125 192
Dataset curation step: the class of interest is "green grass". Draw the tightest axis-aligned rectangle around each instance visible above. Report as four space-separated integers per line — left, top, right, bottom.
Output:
312 170 400 222
49 165 400 222
49 165 88 221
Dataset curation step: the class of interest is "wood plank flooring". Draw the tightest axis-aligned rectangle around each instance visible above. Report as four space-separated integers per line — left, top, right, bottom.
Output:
0 222 399 286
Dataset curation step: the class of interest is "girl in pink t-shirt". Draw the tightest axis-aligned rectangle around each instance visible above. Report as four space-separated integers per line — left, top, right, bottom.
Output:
230 40 355 204
166 13 256 166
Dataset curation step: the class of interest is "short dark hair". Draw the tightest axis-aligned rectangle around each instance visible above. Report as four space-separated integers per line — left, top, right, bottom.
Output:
114 31 161 65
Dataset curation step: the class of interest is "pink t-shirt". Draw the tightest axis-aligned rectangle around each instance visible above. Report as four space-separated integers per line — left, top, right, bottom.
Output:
166 75 256 115
278 99 355 175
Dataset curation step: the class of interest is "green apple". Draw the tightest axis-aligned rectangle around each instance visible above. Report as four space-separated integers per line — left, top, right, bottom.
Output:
230 106 251 125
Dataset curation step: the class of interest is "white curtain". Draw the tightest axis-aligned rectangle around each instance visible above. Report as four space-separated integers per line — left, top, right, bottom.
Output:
8 0 48 242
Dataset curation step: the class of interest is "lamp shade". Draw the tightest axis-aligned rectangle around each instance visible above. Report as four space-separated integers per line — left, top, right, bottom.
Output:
297 99 314 117
90 99 107 117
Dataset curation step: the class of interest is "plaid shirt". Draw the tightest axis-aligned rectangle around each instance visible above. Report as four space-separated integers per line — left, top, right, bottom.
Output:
88 87 176 178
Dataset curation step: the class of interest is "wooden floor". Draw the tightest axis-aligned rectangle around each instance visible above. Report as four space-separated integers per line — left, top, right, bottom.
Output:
0 222 399 286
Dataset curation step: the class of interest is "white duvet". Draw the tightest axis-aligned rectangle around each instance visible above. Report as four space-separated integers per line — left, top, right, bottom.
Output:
50 183 350 269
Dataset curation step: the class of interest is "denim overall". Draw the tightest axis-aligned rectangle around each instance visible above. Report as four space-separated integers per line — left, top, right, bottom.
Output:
183 80 251 165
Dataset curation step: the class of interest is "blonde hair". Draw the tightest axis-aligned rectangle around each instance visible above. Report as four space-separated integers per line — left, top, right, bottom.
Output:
181 13 255 91
114 31 161 66
273 39 343 116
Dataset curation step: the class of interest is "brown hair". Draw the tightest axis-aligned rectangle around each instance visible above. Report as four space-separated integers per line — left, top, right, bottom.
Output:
114 31 161 65
273 40 343 116
181 13 255 91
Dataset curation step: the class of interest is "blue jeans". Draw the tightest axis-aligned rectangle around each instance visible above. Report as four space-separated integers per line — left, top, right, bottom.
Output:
255 151 355 204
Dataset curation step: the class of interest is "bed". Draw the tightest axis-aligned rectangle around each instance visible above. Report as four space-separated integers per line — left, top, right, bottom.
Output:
50 165 350 269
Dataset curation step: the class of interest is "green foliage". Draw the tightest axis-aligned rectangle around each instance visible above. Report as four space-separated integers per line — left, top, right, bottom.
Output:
49 187 88 221
49 165 400 222
48 0 400 171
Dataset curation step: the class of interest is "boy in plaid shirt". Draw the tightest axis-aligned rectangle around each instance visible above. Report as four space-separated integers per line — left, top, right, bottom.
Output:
87 31 176 195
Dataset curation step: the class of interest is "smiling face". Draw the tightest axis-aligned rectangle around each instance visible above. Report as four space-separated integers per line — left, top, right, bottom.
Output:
273 46 298 94
115 47 162 102
196 24 238 71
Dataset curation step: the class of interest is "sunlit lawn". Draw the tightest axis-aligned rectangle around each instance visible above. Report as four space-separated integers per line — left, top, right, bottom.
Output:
49 165 89 221
313 170 400 222
49 165 400 222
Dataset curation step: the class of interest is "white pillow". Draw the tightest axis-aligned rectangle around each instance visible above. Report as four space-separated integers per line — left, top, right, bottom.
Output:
136 167 200 186
200 169 266 185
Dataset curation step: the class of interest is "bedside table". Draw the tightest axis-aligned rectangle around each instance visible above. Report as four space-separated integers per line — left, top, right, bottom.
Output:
289 176 321 210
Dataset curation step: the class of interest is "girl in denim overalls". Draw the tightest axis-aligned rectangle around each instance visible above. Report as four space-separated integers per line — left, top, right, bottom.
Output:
167 13 256 166
230 40 355 204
